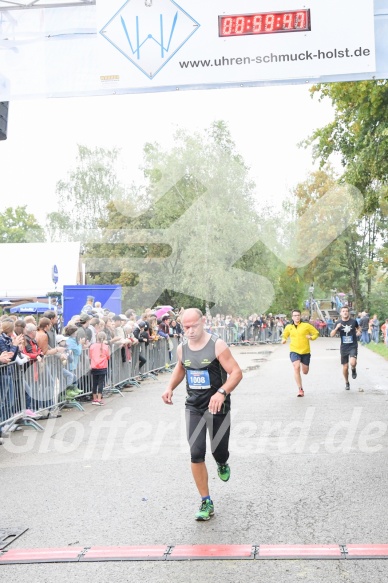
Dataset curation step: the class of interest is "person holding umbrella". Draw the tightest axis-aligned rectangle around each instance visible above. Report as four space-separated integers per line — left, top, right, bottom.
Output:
155 306 174 320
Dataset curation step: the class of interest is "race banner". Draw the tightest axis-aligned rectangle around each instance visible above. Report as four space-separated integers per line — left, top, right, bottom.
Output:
0 0 377 99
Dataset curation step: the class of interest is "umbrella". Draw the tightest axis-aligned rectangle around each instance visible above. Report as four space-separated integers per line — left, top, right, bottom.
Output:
337 293 346 296
155 305 174 319
10 302 62 314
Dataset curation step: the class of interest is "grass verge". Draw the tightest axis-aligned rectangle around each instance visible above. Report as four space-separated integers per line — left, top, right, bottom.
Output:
365 343 388 360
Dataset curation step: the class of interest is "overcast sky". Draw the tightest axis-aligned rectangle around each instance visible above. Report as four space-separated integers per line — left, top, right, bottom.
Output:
1 83 336 223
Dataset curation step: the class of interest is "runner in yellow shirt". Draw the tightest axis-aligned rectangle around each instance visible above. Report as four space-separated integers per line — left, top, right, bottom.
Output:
281 309 319 397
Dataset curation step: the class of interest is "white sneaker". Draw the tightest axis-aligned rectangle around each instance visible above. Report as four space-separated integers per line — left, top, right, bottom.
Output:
1 423 17 434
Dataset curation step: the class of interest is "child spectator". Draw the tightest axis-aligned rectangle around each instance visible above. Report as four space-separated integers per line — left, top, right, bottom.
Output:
63 325 83 399
89 331 110 405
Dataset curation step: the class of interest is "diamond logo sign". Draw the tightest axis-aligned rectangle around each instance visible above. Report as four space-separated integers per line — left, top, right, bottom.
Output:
100 0 200 79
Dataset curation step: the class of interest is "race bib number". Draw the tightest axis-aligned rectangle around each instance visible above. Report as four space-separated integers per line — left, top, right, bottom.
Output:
342 335 353 344
187 369 211 390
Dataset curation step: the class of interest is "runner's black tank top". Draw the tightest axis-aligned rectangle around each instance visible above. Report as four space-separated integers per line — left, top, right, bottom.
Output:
181 333 229 414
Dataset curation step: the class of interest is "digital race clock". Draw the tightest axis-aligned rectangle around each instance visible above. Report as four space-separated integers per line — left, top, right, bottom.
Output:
219 10 311 37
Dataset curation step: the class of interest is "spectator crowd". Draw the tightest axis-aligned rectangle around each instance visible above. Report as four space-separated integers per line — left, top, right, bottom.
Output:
1 298 388 442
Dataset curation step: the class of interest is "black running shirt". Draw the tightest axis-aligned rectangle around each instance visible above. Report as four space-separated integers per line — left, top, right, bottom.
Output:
337 318 359 350
181 334 229 414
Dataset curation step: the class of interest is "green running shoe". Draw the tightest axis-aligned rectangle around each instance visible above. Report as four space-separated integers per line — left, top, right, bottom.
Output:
66 385 82 395
65 389 78 399
217 462 231 482
195 499 214 521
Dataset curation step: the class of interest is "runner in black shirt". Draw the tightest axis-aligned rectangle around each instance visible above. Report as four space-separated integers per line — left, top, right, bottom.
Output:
330 306 361 390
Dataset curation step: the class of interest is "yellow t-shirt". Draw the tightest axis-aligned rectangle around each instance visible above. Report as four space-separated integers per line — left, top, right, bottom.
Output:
282 322 319 354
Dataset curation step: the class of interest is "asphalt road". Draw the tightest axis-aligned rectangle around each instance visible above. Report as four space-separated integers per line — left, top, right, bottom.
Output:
1 337 388 582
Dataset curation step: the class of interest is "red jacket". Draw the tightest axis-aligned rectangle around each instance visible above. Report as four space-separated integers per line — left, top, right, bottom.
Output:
23 335 43 360
89 343 110 370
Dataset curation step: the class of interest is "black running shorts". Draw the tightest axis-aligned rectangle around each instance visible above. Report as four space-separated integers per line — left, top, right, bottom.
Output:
340 347 358 364
185 409 231 464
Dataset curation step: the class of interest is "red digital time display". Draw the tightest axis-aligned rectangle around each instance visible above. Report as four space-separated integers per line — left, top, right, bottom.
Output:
219 10 311 37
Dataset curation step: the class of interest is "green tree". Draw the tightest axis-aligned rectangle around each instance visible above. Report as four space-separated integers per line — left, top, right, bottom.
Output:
46 145 123 241
368 276 388 323
271 267 306 315
234 202 307 315
302 81 388 310
306 80 388 198
286 168 388 310
0 206 45 243
86 121 275 315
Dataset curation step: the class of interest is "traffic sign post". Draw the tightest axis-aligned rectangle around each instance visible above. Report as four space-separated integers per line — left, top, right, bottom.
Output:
51 265 59 287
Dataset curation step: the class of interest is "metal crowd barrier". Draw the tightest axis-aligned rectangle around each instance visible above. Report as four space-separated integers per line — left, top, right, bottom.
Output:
211 324 334 344
211 326 283 345
0 361 27 435
0 337 179 438
316 326 329 337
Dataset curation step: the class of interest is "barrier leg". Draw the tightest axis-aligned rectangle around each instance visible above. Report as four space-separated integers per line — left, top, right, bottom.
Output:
124 378 142 388
59 399 85 412
103 385 124 398
17 417 44 431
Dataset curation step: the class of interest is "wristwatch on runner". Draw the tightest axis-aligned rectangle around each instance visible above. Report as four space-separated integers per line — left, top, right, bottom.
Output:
217 388 227 397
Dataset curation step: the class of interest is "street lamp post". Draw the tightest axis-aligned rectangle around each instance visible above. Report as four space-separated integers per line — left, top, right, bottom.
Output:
308 283 314 319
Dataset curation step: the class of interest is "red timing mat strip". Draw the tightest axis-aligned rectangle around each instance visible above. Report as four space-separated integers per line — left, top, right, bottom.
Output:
258 545 343 558
1 544 388 563
168 544 254 559
79 545 167 561
0 547 83 563
346 545 388 558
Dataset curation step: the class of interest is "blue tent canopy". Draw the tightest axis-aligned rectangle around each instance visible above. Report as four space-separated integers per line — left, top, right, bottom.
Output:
9 302 62 315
